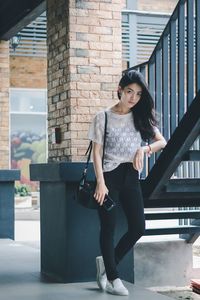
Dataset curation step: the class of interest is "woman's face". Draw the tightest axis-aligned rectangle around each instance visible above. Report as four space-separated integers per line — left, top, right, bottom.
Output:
119 83 142 109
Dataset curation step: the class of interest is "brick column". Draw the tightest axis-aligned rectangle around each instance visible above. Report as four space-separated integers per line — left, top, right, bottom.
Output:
0 41 9 169
47 0 124 162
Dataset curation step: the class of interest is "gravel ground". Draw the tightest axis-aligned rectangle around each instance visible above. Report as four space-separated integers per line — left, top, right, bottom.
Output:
149 287 200 300
158 290 200 300
193 246 200 257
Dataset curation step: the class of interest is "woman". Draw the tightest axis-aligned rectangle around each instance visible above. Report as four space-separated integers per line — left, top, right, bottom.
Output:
88 70 167 296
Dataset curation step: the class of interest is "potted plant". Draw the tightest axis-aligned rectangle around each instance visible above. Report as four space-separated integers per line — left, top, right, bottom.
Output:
15 184 32 208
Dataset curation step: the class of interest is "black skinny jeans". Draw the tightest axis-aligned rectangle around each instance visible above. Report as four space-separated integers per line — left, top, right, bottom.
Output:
97 162 145 281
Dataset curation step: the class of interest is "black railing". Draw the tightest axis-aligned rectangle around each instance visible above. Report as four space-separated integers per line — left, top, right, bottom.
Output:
129 0 200 178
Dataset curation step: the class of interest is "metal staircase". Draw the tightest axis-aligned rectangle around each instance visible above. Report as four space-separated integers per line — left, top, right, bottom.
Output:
129 0 200 242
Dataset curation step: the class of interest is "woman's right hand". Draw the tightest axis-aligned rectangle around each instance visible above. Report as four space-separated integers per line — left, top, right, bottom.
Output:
94 182 109 206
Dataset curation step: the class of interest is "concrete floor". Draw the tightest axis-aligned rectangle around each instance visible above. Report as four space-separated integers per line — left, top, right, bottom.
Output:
0 239 173 300
11 208 200 299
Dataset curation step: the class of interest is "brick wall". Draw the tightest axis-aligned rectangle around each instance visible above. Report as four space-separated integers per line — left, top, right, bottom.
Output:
10 56 47 88
0 41 9 168
138 0 178 13
47 0 125 162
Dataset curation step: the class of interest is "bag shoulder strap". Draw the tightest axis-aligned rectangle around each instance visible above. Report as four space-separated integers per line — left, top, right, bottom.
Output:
83 111 107 177
102 111 107 165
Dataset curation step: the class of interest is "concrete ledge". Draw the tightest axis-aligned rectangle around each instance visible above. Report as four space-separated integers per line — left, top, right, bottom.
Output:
0 169 20 181
30 162 95 182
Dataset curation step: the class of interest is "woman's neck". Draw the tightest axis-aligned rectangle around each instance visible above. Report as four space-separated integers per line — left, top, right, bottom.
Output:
111 103 131 115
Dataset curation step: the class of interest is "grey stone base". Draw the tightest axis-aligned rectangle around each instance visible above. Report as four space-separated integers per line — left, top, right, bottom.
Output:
134 239 200 287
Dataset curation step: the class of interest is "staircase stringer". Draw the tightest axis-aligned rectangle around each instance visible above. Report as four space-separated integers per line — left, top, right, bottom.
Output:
143 91 200 200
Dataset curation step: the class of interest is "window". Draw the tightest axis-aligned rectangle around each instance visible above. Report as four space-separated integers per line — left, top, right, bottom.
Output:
122 11 170 66
10 88 47 191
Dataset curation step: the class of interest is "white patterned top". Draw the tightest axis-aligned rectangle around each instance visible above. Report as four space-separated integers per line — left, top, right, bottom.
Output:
88 108 159 172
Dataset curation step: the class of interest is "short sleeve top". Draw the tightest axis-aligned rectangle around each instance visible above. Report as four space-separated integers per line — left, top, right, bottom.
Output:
88 108 159 172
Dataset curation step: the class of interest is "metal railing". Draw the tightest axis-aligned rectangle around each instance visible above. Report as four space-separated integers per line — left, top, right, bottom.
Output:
130 0 200 179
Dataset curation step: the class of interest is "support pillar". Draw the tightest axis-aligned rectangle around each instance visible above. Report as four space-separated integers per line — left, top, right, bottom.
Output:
47 0 124 161
0 41 9 169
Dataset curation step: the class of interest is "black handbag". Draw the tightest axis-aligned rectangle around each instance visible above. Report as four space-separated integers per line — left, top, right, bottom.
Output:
77 112 108 209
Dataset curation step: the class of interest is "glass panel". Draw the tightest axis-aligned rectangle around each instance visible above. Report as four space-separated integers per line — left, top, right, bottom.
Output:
10 89 47 113
10 89 47 193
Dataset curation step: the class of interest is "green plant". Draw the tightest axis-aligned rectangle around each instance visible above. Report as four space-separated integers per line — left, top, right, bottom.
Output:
15 184 30 197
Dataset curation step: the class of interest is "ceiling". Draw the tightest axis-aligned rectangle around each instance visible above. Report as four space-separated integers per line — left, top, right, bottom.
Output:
0 0 46 40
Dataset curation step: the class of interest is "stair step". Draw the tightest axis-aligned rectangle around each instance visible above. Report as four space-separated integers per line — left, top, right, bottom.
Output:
165 179 200 192
182 150 200 161
144 198 200 208
150 192 200 199
145 210 200 220
145 225 200 236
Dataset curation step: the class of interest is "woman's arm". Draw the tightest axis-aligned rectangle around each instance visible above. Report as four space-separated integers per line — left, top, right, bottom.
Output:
133 131 167 171
142 131 167 155
92 142 108 205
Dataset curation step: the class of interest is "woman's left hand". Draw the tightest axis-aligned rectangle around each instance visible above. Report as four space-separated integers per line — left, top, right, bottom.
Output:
133 148 144 171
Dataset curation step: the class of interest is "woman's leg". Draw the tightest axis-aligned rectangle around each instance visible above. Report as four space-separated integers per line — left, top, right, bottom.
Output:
97 188 119 281
114 181 145 264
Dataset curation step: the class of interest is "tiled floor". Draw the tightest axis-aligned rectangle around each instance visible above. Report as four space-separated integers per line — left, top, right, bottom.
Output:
0 239 172 300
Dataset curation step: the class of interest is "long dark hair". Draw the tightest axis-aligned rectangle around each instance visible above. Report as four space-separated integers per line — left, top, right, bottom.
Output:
118 70 157 141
